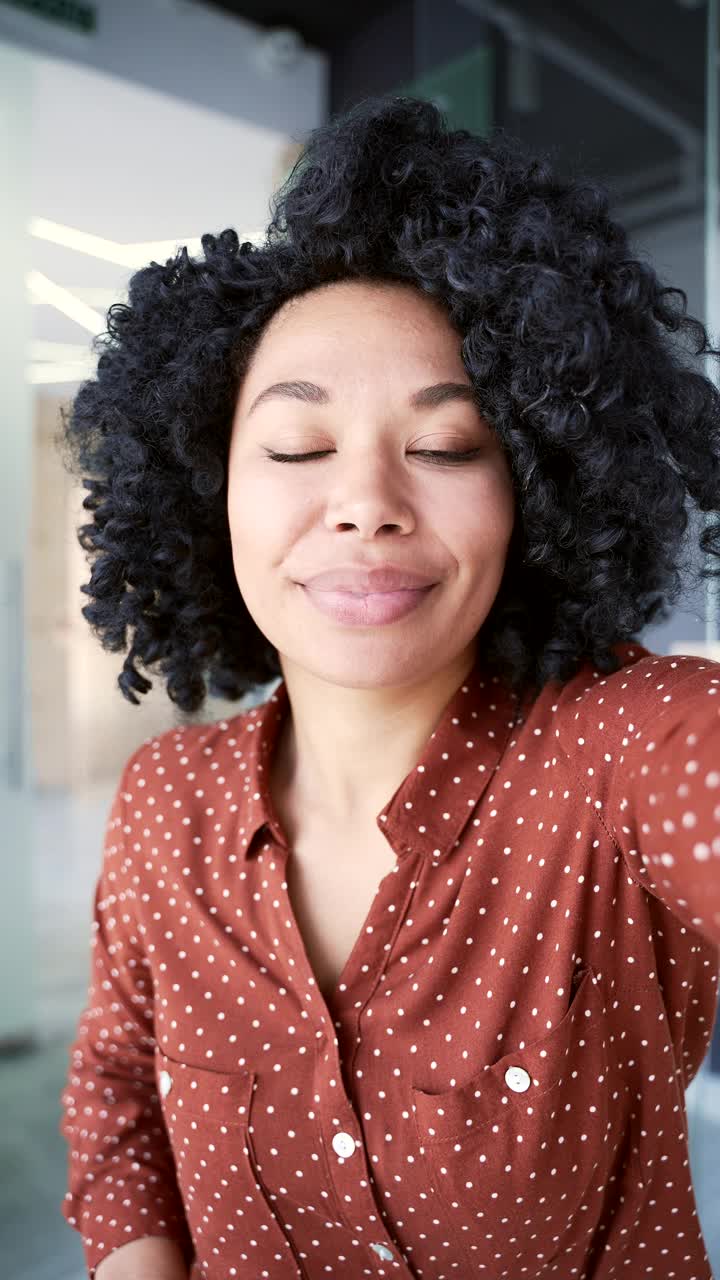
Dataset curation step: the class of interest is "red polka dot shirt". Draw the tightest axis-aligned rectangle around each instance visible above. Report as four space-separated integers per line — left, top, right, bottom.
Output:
60 642 720 1279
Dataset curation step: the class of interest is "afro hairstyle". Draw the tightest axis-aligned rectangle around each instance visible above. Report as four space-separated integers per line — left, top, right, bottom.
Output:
56 93 720 715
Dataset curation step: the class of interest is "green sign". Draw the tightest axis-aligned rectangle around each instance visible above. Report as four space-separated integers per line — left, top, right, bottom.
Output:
0 0 96 35
397 43 494 137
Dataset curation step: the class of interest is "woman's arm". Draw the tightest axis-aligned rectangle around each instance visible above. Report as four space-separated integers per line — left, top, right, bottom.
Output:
59 755 195 1279
94 1235 189 1280
569 651 720 947
606 653 720 946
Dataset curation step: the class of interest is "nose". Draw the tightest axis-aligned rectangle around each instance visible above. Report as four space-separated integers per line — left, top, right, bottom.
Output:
322 452 416 538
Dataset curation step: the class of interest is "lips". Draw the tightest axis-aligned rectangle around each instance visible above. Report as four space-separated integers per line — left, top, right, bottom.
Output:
301 565 438 593
301 583 435 626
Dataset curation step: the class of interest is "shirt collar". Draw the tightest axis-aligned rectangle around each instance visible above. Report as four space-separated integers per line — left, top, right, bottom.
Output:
236 654 525 865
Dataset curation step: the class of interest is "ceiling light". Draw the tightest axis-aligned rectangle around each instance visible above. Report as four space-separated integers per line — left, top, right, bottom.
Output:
30 341 93 362
26 358 97 385
26 271 105 335
29 217 265 266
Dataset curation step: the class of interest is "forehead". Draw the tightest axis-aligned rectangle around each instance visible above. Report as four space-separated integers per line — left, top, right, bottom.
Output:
245 281 462 382
269 280 453 336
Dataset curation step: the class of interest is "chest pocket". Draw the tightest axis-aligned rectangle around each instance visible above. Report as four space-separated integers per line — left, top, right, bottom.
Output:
410 964 622 1272
154 1048 308 1280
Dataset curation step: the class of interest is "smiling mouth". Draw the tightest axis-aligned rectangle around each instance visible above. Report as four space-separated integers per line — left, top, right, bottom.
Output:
300 583 436 626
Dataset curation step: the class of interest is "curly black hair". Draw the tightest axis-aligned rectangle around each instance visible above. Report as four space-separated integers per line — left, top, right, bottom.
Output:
56 93 720 715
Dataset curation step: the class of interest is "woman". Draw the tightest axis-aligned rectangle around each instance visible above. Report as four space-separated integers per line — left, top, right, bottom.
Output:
58 95 720 1280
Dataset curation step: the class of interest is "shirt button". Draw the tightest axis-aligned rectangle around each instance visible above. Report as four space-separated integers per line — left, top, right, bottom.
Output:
370 1243 394 1261
331 1131 356 1158
158 1070 173 1098
504 1065 531 1093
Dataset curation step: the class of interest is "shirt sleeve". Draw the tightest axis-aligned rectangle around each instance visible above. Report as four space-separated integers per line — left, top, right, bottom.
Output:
59 752 195 1279
605 652 720 948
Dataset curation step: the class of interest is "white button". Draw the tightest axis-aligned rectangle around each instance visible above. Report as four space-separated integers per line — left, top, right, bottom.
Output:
158 1070 173 1098
331 1131 356 1158
504 1065 531 1093
370 1243 394 1261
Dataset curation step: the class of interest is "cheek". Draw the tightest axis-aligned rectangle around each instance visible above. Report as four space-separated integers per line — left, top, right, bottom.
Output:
227 464 307 563
425 471 514 556
228 463 274 535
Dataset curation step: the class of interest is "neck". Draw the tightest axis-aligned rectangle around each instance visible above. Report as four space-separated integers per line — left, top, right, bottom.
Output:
271 646 478 829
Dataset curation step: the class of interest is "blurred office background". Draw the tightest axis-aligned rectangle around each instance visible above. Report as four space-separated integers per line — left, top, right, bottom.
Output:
0 0 719 1276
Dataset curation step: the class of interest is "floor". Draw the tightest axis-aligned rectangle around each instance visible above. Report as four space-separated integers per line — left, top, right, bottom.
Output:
2 784 720 1280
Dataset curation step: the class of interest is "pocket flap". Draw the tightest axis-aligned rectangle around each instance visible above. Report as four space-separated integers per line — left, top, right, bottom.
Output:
411 963 605 1144
154 1046 256 1125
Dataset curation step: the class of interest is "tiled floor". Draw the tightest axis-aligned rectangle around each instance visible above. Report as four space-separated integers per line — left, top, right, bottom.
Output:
2 785 720 1279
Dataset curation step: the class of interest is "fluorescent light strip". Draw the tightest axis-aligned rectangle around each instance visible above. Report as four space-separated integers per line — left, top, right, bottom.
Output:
26 219 267 380
27 360 96 385
29 288 123 307
31 341 93 362
26 271 105 335
29 217 265 267
28 340 97 386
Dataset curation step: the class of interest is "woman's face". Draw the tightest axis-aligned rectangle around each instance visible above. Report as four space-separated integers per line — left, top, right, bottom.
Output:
227 279 516 690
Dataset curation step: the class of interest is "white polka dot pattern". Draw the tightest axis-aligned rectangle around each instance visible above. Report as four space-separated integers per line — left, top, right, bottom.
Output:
59 642 720 1279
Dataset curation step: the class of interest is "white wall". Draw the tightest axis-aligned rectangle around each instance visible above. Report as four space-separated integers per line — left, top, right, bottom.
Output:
27 52 307 351
0 0 327 136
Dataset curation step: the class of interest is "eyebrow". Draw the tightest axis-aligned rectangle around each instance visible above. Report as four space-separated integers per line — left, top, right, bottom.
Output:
246 379 481 418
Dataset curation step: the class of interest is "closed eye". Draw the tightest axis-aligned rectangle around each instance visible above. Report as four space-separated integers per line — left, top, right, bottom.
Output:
264 448 484 465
